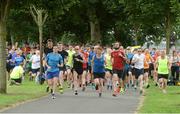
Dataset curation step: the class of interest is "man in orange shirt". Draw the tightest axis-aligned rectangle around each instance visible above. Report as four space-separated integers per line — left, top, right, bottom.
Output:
144 49 153 88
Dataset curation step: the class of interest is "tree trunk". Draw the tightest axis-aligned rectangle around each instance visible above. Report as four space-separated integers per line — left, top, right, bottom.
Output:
10 34 14 45
39 26 43 75
165 12 171 54
90 20 101 42
0 21 7 93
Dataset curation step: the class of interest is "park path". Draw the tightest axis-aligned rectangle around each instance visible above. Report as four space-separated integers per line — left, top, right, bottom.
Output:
4 86 140 113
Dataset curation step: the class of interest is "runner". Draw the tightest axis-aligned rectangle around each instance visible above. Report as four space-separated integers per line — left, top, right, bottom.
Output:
45 46 63 99
132 48 145 94
29 50 40 83
92 46 105 97
143 49 153 88
72 46 83 95
124 47 134 89
155 50 171 94
66 45 75 88
105 47 113 90
57 43 68 94
111 42 126 96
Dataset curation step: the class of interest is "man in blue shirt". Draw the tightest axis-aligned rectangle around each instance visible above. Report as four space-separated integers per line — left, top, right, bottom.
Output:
45 46 63 99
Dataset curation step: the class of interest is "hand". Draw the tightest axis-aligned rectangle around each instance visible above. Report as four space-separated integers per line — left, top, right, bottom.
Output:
47 66 51 69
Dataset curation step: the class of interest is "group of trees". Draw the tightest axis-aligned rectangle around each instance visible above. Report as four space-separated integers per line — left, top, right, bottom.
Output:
0 0 180 93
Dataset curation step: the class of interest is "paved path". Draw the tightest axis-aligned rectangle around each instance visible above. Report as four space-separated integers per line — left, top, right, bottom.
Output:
4 87 140 113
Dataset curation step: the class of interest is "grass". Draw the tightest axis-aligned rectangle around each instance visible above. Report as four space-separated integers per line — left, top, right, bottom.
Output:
0 77 47 110
139 81 180 113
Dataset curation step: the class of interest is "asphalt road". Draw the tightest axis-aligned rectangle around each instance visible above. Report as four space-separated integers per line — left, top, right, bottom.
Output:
3 86 140 113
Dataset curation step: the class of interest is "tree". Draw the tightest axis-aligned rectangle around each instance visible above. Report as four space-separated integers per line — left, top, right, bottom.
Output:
30 5 48 76
0 0 10 93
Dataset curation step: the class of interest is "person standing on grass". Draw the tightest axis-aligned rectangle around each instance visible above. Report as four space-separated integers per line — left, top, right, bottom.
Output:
92 46 105 97
155 50 171 94
170 51 180 81
45 46 63 99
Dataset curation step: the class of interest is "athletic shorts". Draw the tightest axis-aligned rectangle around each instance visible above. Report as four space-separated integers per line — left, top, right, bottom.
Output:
66 65 72 70
124 67 132 76
73 68 83 75
149 63 154 70
60 65 66 71
158 74 168 80
32 68 40 74
11 78 22 83
144 69 149 73
134 68 144 79
113 69 125 80
93 72 105 79
105 68 113 74
88 66 92 73
46 71 59 79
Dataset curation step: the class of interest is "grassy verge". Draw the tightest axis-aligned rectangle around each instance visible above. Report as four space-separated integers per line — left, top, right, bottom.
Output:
0 77 47 110
139 82 180 113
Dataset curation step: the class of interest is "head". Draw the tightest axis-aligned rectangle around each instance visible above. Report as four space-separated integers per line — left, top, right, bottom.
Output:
94 45 99 54
160 50 166 57
126 47 131 53
74 46 80 53
35 50 40 55
69 45 73 51
137 48 142 55
57 43 63 51
144 49 149 54
47 39 53 48
96 46 103 55
173 50 178 56
106 47 112 55
53 46 58 53
114 42 121 50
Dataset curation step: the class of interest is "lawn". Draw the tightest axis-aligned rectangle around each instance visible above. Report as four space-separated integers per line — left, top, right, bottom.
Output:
139 82 180 113
0 77 47 110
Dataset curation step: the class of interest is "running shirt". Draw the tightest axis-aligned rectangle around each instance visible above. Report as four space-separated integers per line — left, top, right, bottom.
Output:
105 54 112 70
72 53 83 70
10 66 24 79
66 50 75 67
46 53 63 72
171 56 180 66
111 50 125 70
157 56 169 74
88 51 95 67
58 50 68 63
81 51 89 69
30 55 40 69
132 53 145 69
144 53 152 69
15 56 24 66
93 55 105 73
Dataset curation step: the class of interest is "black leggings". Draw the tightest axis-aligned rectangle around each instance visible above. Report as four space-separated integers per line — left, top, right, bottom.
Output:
171 66 179 81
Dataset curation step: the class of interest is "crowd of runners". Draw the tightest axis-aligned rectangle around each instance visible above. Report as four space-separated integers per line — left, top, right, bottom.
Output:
6 39 180 99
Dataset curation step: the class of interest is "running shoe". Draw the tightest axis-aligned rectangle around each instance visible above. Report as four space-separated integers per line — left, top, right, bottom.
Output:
99 93 102 97
112 93 117 97
59 86 64 94
95 85 98 90
140 90 143 95
51 93 56 99
46 86 49 93
82 86 86 92
75 90 78 95
146 84 150 89
120 88 125 94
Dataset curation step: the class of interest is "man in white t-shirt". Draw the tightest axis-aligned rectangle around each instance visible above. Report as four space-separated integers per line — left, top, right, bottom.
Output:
30 50 40 82
132 48 145 94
